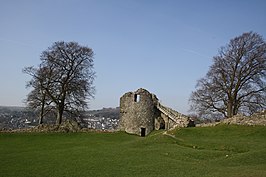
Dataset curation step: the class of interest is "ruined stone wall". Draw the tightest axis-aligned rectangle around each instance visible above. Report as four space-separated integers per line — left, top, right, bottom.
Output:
156 103 191 129
119 88 159 136
196 110 266 127
119 88 193 136
221 111 266 126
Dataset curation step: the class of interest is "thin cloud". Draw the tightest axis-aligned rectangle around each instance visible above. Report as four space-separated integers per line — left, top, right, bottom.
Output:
0 38 33 48
180 48 210 58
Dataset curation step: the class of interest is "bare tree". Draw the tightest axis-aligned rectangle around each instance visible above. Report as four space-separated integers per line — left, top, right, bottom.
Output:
190 32 266 118
24 41 95 125
23 66 53 124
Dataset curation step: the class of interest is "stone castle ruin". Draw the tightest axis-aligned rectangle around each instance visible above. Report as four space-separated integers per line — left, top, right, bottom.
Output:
119 88 194 136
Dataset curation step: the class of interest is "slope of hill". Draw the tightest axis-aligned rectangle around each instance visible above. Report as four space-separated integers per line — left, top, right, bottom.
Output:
0 125 265 177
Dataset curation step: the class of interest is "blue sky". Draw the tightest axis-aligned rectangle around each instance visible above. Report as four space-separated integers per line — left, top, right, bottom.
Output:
0 0 266 113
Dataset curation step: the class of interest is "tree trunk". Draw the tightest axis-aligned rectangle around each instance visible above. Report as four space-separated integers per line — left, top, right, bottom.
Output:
39 110 44 124
233 100 239 116
56 104 64 125
227 101 234 118
39 97 45 125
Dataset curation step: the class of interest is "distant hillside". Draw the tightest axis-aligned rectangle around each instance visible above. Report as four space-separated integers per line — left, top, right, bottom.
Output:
0 106 120 130
87 107 119 119
0 106 26 112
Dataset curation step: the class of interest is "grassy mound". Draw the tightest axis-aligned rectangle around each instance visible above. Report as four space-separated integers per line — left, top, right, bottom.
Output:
0 125 265 177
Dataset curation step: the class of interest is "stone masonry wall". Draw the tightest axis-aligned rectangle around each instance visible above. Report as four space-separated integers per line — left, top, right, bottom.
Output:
119 88 159 136
196 110 266 127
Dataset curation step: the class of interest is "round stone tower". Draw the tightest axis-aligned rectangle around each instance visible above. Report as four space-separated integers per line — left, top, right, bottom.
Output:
119 88 159 136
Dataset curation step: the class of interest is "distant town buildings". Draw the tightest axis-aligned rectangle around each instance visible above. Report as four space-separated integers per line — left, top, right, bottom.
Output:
0 106 119 130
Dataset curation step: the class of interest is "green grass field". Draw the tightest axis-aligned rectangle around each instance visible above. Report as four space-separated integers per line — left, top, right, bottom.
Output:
0 125 266 177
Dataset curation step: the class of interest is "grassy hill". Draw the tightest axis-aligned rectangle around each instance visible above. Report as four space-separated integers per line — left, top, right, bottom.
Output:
0 125 265 177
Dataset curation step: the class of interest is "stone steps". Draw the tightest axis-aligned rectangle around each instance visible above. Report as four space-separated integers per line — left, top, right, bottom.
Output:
156 102 189 125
